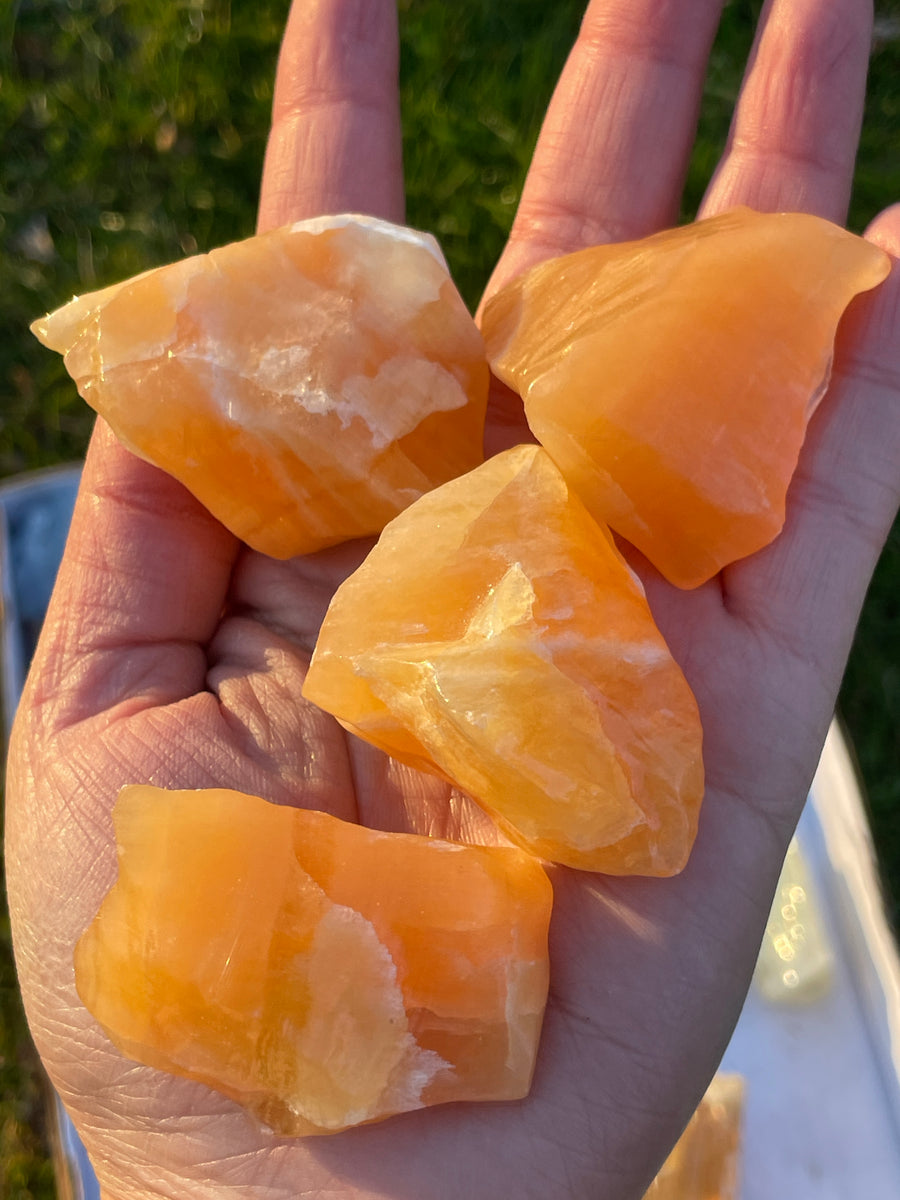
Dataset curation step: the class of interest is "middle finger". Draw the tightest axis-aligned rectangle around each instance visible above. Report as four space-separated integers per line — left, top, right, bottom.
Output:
483 0 727 300
700 0 874 222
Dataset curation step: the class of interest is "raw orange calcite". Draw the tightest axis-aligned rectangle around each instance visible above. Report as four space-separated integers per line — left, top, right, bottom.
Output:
303 444 703 875
32 214 488 558
643 1074 745 1199
482 208 890 588
74 786 552 1135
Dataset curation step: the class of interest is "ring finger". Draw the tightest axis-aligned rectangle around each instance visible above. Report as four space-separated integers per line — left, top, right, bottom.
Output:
257 0 404 232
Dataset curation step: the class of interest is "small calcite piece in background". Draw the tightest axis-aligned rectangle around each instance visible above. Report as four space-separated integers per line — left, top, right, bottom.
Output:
32 214 488 558
303 444 703 876
642 1073 745 1200
74 786 552 1136
482 208 890 589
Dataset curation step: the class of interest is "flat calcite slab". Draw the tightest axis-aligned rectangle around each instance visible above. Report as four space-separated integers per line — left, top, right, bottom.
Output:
74 786 552 1136
303 444 704 875
482 208 890 588
32 214 489 558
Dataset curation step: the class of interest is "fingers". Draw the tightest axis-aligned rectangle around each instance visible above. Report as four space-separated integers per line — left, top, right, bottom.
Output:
701 0 873 221
257 0 404 231
28 0 408 728
482 0 726 301
865 201 900 257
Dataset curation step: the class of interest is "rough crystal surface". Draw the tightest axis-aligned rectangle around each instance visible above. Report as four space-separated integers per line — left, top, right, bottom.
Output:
32 214 489 557
304 444 704 875
74 786 552 1135
482 208 890 588
643 1074 745 1199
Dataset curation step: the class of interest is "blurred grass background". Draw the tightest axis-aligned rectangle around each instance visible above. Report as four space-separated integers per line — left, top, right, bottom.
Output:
1 0 898 1194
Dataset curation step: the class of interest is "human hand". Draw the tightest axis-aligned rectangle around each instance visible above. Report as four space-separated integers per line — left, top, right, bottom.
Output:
6 1 899 1198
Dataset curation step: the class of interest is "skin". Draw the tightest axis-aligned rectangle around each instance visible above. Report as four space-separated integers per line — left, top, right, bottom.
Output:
5 0 900 1196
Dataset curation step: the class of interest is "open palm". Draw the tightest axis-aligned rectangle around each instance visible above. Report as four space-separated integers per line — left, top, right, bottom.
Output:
7 1 900 1198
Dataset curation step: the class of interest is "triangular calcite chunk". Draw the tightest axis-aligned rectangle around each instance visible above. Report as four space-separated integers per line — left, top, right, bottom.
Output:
482 208 890 588
304 444 704 875
33 215 489 558
74 786 552 1135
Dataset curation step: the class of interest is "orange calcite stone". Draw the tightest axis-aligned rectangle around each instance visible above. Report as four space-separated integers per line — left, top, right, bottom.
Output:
303 444 703 875
643 1074 745 1200
482 208 890 588
33 214 488 558
74 786 552 1135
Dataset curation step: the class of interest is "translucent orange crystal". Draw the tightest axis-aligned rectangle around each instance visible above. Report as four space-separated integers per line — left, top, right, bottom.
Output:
643 1074 745 1200
32 214 488 558
74 786 552 1135
482 208 890 588
303 444 703 875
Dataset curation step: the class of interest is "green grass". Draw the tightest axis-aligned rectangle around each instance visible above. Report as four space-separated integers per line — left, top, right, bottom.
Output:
1 1 899 1192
